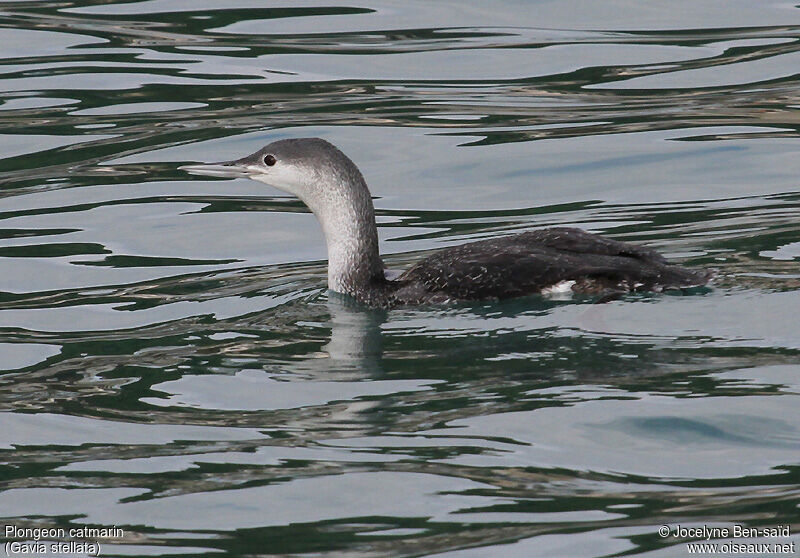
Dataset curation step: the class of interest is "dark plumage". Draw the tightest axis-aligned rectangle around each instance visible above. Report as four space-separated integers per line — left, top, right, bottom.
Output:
370 227 712 306
182 138 713 308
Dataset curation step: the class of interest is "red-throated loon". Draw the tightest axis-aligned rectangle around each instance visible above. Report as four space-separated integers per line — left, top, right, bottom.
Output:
181 138 713 307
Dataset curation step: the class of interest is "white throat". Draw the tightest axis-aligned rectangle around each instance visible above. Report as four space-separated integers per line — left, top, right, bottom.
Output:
257 169 384 296
316 195 382 294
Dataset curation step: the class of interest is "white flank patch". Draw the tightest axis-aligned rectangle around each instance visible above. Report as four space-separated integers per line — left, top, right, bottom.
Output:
541 280 576 298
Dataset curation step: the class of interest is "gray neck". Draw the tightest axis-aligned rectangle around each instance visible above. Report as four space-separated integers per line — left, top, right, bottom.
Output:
298 168 384 298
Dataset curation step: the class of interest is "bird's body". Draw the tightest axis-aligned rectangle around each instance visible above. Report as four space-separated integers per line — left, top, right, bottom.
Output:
385 227 710 306
181 138 712 308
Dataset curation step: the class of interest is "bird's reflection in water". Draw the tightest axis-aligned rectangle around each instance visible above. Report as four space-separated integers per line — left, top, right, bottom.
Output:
323 291 386 369
273 293 392 428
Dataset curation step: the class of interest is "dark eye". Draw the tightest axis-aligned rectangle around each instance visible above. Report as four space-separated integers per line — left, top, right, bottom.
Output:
263 154 276 166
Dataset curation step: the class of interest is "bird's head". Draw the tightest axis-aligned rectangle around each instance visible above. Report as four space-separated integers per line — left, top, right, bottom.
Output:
180 137 366 203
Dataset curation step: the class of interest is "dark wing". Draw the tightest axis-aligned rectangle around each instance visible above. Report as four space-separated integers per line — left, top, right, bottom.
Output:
396 227 710 301
511 227 668 265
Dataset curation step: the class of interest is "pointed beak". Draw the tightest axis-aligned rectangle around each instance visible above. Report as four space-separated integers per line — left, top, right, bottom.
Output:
179 160 253 179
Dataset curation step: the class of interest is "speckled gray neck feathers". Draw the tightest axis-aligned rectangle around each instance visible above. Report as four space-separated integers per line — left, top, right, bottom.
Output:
271 140 385 297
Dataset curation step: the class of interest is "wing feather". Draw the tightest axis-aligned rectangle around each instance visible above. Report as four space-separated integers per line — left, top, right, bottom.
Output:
396 227 708 301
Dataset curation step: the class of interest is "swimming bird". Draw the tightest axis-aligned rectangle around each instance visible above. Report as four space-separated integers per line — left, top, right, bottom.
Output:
181 138 712 307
